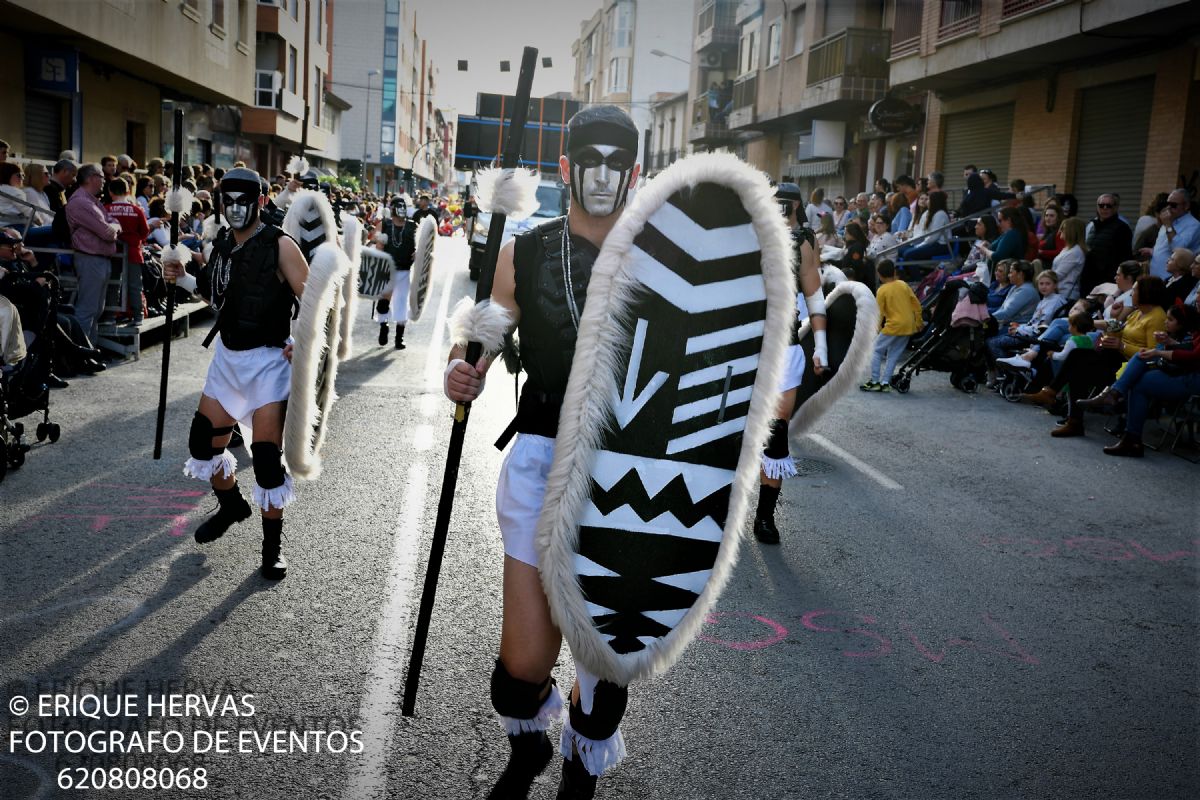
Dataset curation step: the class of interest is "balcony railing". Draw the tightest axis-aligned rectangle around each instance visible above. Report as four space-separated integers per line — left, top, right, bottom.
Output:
732 74 757 110
689 96 733 144
695 0 737 52
806 28 892 87
937 0 981 41
890 0 923 58
1001 0 1057 18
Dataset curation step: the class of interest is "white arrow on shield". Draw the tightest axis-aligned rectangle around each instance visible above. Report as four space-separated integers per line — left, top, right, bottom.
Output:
613 318 669 429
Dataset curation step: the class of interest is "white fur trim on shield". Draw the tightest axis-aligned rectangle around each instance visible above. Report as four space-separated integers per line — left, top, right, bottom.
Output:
373 232 389 245
283 241 351 480
761 454 798 480
183 451 237 481
447 297 513 354
164 186 194 215
789 281 879 436
252 473 296 511
534 152 795 686
408 216 437 321
281 189 338 249
474 167 540 220
286 155 309 176
560 721 627 777
337 212 362 359
498 685 564 736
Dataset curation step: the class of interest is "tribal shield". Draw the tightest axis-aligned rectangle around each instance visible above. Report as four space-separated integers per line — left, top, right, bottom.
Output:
282 189 338 264
536 153 795 685
337 211 363 359
284 241 351 480
357 249 395 299
407 216 437 321
789 281 878 433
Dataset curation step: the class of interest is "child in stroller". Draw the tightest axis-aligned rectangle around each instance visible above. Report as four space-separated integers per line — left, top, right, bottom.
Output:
891 279 995 393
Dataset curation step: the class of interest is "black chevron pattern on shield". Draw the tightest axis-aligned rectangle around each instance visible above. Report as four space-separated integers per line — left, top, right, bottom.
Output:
575 181 767 656
296 211 327 262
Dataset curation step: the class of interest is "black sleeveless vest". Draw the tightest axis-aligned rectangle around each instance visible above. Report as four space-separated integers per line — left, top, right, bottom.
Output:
383 218 415 270
204 225 296 350
508 216 599 439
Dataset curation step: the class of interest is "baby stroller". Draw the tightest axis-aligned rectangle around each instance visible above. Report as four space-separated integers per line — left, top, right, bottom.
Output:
891 280 994 394
0 274 63 482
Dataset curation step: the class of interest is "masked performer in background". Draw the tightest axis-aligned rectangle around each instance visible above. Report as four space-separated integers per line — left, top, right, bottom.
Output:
163 167 309 579
445 106 640 799
373 194 417 349
752 182 829 545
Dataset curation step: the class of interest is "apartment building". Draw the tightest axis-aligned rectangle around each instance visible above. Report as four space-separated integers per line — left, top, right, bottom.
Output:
0 0 257 165
889 0 1200 211
244 0 334 177
571 0 693 151
700 0 892 200
332 0 443 195
647 92 691 176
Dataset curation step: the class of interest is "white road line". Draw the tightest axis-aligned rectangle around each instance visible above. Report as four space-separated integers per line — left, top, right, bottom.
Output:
804 433 903 491
343 460 429 800
412 424 434 452
422 240 459 389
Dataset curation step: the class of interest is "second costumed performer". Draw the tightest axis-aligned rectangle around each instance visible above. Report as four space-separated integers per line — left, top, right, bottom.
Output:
163 167 309 579
445 105 642 799
373 194 417 350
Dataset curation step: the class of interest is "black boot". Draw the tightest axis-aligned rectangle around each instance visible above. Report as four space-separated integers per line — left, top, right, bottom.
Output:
487 730 552 800
394 324 406 350
556 755 598 800
260 517 288 580
378 323 389 346
195 484 252 544
753 484 781 544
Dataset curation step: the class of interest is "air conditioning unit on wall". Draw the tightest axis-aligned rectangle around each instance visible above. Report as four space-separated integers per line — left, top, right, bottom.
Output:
701 52 724 68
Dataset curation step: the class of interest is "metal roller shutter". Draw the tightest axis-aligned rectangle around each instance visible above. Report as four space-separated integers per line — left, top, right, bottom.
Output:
823 0 856 35
940 104 1015 194
1072 77 1154 213
24 92 63 160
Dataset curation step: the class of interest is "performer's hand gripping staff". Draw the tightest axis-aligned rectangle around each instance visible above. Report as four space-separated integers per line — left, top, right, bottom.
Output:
401 47 539 718
154 109 192 459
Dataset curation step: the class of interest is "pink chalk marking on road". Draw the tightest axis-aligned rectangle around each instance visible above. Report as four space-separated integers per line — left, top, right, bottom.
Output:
9 484 205 538
1063 537 1136 561
799 610 893 658
699 611 789 651
22 514 193 538
1126 539 1199 563
899 615 1039 666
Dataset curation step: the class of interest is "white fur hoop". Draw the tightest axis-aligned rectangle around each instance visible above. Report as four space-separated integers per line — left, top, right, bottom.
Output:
474 166 540 220
534 151 795 686
164 186 194 215
283 242 351 481
447 297 513 354
286 155 310 176
789 281 879 436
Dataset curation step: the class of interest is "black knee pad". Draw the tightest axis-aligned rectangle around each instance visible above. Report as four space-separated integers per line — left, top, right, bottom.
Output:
763 418 789 459
189 412 234 460
568 680 627 742
375 298 391 315
250 442 286 489
490 660 553 720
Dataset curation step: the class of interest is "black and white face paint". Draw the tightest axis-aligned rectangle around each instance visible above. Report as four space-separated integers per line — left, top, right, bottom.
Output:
222 191 259 230
569 144 636 217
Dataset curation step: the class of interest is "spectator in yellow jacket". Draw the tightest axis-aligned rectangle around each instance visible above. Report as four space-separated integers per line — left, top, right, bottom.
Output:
862 259 922 392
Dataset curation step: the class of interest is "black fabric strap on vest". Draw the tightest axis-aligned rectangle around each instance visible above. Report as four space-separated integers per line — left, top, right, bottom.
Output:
494 387 564 450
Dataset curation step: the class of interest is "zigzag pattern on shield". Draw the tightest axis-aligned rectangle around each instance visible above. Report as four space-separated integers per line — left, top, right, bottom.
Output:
574 185 767 657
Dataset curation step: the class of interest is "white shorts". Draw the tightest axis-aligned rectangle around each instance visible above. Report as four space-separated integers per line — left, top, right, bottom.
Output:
202 336 292 429
495 433 555 568
777 344 806 392
374 270 411 324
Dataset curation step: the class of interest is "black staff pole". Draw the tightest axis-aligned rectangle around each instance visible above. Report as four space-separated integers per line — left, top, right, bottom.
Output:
153 108 185 459
402 46 539 717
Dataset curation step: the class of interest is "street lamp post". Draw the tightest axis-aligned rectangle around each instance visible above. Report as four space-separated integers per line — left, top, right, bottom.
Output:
362 69 380 191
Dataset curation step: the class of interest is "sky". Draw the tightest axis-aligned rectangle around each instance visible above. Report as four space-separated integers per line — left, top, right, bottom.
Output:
415 0 588 116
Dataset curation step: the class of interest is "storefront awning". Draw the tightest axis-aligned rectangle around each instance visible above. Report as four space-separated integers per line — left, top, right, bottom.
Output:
789 159 842 178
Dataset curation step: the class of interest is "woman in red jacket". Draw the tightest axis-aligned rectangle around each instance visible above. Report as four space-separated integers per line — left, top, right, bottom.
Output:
1037 203 1065 261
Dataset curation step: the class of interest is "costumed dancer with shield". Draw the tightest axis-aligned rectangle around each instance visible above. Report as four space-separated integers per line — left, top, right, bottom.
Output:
752 182 829 545
162 167 309 580
373 194 417 349
444 106 642 799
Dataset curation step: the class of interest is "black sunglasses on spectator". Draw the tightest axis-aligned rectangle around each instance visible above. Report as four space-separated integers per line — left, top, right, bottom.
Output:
1168 201 1185 209
1097 203 1114 209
